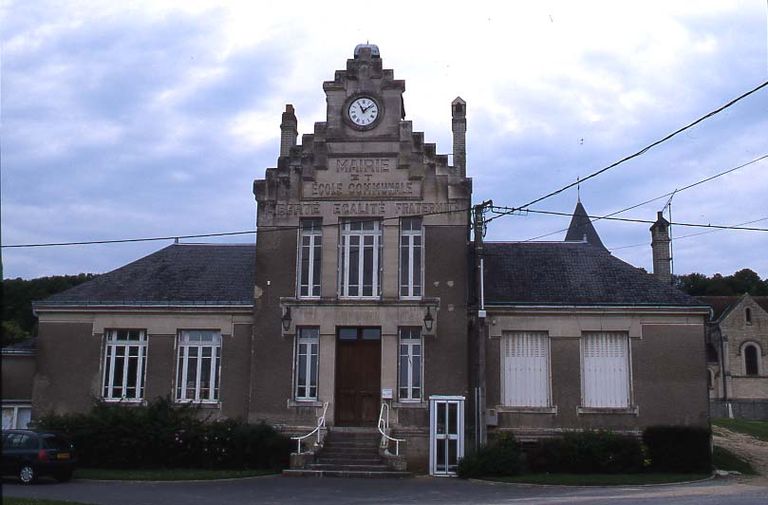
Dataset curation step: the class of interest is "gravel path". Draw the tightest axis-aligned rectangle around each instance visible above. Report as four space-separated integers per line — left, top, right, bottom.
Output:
713 425 768 477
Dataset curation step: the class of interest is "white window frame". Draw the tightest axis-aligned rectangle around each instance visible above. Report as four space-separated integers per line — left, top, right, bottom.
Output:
399 217 423 299
338 218 382 299
294 328 320 401
581 331 632 409
298 218 322 298
176 330 222 403
102 329 148 402
398 327 423 402
501 331 551 408
2 404 32 429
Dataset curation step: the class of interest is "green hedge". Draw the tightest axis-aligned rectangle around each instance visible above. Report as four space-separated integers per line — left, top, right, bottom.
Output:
527 431 644 474
458 433 523 478
36 397 291 470
642 425 711 473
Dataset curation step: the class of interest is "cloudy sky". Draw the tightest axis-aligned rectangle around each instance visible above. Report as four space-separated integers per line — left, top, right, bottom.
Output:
2 0 767 280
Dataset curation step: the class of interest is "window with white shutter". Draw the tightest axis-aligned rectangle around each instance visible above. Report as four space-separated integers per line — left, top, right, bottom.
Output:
502 331 550 407
581 332 630 408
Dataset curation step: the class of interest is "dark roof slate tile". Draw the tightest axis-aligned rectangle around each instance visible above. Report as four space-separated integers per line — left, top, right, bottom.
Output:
564 201 605 250
483 242 701 306
37 244 255 305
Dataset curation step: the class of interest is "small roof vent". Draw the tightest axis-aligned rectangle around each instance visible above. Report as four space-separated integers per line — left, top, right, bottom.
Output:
354 43 380 58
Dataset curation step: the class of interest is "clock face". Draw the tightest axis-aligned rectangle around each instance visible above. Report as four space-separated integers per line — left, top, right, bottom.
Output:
348 97 379 127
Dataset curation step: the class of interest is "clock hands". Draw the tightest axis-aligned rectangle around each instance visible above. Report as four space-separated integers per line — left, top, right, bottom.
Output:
349 98 378 126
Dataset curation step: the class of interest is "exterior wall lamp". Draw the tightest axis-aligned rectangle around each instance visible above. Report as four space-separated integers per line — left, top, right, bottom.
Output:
281 307 292 331
423 306 434 332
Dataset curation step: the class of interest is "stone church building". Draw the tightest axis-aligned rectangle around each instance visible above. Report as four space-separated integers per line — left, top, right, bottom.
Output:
29 45 710 475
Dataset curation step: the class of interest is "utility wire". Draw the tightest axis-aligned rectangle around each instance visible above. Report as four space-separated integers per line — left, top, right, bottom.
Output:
494 152 768 241
519 208 768 231
486 79 768 222
6 80 767 251
609 217 768 251
1 205 472 249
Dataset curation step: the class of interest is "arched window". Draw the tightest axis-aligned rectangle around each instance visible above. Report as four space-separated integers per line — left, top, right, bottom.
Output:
745 307 752 325
744 344 759 376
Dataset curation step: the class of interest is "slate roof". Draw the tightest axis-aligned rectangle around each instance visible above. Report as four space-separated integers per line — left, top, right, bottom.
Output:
696 296 739 320
697 295 768 321
36 244 255 306
482 241 703 307
564 201 605 250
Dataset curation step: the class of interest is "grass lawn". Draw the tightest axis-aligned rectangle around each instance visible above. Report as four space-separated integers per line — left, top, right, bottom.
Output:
3 499 93 505
712 418 768 442
74 467 278 480
487 473 710 486
712 446 757 475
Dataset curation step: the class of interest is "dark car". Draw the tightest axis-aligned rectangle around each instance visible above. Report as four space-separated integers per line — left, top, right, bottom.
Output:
2 429 77 484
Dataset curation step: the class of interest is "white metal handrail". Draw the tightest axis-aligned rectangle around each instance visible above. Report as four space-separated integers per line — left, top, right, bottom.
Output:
291 401 329 454
378 402 406 456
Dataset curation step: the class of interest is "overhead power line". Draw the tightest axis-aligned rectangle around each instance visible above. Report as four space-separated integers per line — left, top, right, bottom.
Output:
518 208 768 232
496 152 768 241
489 79 768 220
609 217 768 251
1 205 471 249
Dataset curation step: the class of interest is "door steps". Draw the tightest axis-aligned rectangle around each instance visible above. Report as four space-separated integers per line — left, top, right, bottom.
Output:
283 428 410 479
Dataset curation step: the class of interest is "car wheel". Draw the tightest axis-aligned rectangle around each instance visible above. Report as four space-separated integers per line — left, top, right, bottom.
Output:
55 469 73 482
19 464 36 484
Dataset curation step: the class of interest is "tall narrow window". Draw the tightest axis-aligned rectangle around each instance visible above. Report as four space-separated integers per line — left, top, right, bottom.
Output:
744 344 760 376
745 307 752 325
502 331 550 407
176 330 221 403
398 327 422 401
295 328 319 400
299 218 322 298
102 329 147 401
582 332 631 408
339 219 381 298
400 217 423 298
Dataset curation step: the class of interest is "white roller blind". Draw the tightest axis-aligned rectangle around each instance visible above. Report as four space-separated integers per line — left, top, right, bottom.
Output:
503 331 550 407
582 332 630 408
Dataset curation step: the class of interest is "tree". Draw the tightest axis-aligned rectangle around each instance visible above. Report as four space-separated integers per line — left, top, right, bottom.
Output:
674 269 768 296
1 274 98 346
729 269 768 295
675 273 710 295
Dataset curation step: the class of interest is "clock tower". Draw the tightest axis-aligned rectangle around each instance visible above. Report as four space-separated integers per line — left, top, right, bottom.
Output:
251 44 471 470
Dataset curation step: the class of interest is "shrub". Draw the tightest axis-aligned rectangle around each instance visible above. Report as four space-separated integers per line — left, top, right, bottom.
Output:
36 397 291 470
458 432 523 478
643 425 711 473
527 430 644 474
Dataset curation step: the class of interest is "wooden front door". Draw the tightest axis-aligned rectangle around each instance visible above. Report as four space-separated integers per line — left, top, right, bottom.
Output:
335 327 381 425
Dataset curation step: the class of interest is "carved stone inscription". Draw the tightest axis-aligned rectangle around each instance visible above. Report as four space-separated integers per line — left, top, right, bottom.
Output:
303 157 421 200
270 201 460 218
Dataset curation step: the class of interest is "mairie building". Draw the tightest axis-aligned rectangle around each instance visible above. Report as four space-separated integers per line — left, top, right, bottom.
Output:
26 45 711 476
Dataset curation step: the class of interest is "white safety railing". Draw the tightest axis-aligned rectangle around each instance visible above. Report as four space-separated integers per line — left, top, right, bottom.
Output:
291 401 329 454
378 402 405 456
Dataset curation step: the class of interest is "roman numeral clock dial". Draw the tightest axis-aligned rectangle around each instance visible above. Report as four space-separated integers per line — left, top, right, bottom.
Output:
348 97 379 127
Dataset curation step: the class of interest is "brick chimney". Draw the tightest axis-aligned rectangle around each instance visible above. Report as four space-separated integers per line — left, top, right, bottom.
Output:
650 211 672 284
452 97 466 177
279 104 298 157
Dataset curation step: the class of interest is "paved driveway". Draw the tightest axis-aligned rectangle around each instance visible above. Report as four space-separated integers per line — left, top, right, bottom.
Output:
3 474 767 505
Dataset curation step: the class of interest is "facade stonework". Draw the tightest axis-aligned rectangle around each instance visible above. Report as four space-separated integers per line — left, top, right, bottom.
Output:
702 294 768 418
22 46 715 474
251 47 470 468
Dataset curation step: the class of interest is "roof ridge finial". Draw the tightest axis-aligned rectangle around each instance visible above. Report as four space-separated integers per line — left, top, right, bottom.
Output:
577 176 581 203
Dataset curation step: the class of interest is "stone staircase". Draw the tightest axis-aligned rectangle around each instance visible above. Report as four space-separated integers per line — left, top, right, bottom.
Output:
283 427 411 478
